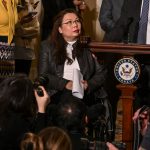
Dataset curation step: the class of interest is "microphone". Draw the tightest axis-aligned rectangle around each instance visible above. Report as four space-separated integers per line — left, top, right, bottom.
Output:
123 17 134 43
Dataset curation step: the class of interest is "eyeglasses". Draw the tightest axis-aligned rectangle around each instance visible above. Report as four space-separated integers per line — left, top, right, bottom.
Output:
62 19 81 26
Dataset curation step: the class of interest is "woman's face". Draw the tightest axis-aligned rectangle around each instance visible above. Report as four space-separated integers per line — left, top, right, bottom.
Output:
59 13 81 42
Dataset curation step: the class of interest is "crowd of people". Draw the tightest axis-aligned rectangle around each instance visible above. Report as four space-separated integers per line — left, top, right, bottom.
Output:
0 0 150 149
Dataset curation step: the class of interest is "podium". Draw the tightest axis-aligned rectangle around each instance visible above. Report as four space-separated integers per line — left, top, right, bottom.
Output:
88 41 150 150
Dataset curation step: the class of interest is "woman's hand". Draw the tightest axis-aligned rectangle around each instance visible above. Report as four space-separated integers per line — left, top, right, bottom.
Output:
65 81 73 90
73 0 82 6
81 80 88 90
34 86 50 113
73 0 86 11
65 80 88 90
79 1 86 11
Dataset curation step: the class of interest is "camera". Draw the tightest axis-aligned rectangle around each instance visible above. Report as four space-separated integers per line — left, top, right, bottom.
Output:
81 138 126 150
33 75 48 97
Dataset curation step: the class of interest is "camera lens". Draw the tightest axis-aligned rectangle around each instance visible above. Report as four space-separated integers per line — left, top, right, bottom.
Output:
36 87 44 97
33 75 49 97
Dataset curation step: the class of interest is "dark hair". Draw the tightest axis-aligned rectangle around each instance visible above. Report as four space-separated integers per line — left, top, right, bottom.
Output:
0 74 36 128
52 99 87 134
49 8 84 65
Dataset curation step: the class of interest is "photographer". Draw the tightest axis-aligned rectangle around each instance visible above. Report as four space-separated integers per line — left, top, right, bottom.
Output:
0 74 50 150
107 107 150 150
133 108 150 150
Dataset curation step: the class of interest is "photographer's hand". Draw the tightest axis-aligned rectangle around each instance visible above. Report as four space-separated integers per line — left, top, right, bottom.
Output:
133 106 149 121
133 106 150 136
106 142 119 150
34 86 50 113
133 108 141 121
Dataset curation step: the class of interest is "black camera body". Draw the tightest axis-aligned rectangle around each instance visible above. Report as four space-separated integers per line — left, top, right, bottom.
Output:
33 75 48 97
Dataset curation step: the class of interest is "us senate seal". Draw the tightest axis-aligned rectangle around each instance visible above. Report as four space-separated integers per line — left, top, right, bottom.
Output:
114 57 140 84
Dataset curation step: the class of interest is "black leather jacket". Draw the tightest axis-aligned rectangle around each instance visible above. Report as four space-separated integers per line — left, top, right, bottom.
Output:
39 40 108 99
39 40 113 135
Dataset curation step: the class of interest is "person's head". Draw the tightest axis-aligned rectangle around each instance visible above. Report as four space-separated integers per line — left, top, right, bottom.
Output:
50 8 83 43
20 127 72 150
52 99 87 134
39 127 72 150
0 74 36 126
20 133 43 150
49 9 85 65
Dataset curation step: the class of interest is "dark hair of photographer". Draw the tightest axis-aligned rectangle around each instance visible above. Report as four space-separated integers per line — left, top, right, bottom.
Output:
51 99 87 133
49 99 87 150
0 74 50 150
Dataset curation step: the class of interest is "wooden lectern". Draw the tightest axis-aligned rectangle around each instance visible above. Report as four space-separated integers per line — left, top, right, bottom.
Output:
88 41 150 150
